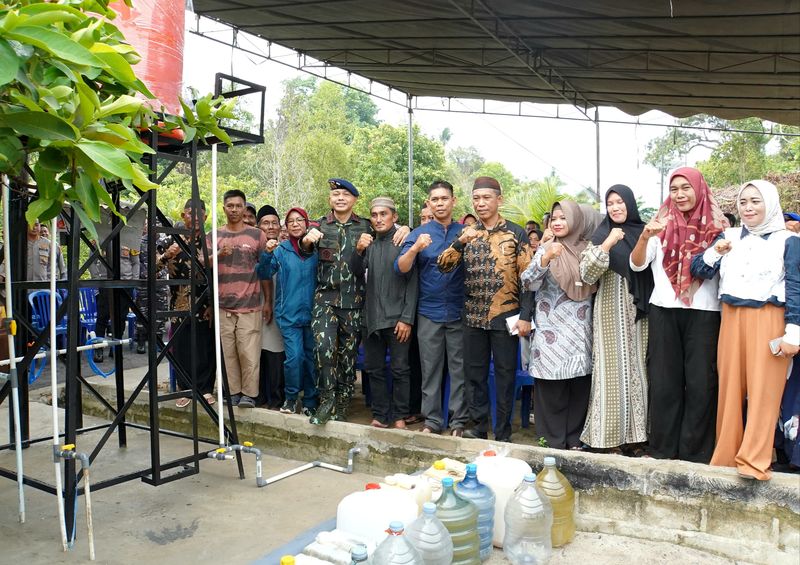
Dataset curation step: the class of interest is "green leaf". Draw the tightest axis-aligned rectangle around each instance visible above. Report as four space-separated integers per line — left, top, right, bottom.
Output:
76 171 100 222
33 161 61 200
90 43 136 84
0 110 79 141
76 139 135 179
0 134 24 173
37 147 70 172
18 3 87 18
21 11 83 28
130 163 158 191
25 196 62 224
179 98 197 125
69 201 99 242
6 26 105 67
0 39 19 86
9 89 43 111
97 94 143 118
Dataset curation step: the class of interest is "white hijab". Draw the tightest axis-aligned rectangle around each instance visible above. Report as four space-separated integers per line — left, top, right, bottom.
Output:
738 179 786 237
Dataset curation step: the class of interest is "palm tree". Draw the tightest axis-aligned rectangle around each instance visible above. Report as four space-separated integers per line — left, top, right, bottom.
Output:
501 172 568 225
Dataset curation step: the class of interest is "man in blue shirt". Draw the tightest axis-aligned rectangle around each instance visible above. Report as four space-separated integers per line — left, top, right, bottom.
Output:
396 180 468 436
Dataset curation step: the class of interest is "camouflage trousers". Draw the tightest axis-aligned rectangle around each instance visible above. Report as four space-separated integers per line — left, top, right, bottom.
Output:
311 303 361 407
135 286 168 342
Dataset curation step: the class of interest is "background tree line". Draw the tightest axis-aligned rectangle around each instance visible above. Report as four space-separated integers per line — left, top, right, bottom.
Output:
156 79 800 229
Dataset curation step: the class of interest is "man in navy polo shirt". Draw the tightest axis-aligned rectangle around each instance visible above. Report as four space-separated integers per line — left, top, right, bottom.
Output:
396 180 468 436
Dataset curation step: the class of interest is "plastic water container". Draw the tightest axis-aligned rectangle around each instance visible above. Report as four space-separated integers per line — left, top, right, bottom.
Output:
337 484 419 546
351 544 371 563
503 473 553 565
372 521 423 565
536 456 575 547
304 541 353 564
405 502 454 565
316 530 375 557
435 477 481 565
424 459 466 501
294 555 334 565
456 463 496 560
381 473 433 512
474 451 532 547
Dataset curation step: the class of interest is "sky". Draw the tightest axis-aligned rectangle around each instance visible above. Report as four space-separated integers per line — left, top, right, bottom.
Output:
179 13 712 209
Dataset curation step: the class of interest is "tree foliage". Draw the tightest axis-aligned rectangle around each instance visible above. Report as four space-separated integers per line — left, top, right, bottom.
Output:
0 0 233 238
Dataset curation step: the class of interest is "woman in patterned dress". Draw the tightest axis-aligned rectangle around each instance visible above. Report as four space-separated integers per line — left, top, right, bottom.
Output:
522 200 598 449
579 185 654 453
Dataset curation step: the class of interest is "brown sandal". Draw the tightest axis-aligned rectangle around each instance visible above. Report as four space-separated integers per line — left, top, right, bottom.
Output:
370 419 388 428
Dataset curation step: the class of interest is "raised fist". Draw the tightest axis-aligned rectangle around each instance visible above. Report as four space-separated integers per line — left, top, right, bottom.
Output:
714 239 732 255
541 228 555 244
357 233 374 253
304 227 323 245
459 226 480 245
413 233 432 252
265 239 279 253
641 219 665 240
547 242 565 260
602 227 625 251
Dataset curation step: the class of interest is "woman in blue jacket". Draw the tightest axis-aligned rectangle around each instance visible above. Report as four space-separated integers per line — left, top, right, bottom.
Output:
258 207 319 415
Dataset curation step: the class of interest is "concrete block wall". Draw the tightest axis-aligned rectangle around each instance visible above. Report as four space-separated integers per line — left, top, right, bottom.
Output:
79 382 800 565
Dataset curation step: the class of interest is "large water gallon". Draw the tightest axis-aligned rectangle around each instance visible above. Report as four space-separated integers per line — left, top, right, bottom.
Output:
110 0 185 115
381 473 433 512
535 456 576 547
350 544 371 563
474 451 532 547
503 473 553 565
405 502 454 565
337 484 419 546
424 459 466 501
456 463 496 560
372 522 423 565
435 477 481 565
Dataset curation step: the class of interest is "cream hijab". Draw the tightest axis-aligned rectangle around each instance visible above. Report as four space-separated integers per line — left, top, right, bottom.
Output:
738 180 786 237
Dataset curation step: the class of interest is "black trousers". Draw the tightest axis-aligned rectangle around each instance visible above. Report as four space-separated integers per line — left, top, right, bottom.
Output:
259 349 286 408
463 325 518 441
364 327 411 424
95 288 129 339
647 305 720 463
533 375 591 449
408 326 423 415
172 320 216 395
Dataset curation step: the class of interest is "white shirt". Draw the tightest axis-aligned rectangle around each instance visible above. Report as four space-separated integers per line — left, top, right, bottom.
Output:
630 236 720 312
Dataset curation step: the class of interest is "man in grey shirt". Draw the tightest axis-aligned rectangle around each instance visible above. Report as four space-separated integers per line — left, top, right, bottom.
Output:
350 197 418 429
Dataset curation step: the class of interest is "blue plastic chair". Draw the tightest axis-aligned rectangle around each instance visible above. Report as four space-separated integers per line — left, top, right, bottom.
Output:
27 290 67 383
79 288 97 343
512 345 535 428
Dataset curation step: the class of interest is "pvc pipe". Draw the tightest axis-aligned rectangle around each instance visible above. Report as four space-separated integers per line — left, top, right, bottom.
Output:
0 339 131 367
208 442 266 487
2 175 25 523
264 447 361 486
48 218 68 551
54 448 95 561
76 452 95 561
210 143 224 447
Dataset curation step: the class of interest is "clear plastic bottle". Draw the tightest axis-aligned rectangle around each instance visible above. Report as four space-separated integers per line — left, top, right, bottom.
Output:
535 456 575 547
503 473 553 565
456 462 496 560
435 477 481 565
351 543 371 564
406 502 454 565
372 521 423 565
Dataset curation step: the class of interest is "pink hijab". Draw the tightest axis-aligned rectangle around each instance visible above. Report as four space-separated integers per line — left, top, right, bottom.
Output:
655 167 724 306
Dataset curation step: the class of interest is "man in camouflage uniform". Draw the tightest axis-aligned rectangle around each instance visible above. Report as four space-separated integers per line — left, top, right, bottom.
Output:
135 225 170 353
301 179 371 424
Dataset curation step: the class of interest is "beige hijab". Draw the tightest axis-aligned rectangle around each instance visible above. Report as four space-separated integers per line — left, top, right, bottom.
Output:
542 200 598 301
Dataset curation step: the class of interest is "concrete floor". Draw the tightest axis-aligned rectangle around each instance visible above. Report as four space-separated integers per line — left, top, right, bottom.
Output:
0 400 754 564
